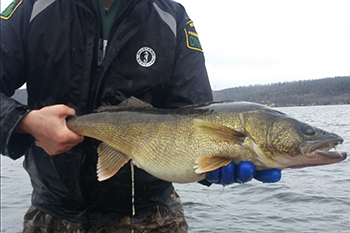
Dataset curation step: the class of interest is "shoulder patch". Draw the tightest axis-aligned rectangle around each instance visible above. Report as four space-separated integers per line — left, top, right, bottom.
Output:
1 0 22 20
184 20 203 52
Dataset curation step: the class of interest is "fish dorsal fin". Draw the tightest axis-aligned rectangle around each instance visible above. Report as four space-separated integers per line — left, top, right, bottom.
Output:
194 119 246 145
194 157 232 174
97 142 130 181
95 96 153 113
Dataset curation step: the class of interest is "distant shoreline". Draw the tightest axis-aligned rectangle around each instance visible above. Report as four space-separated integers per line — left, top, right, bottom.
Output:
11 76 350 108
213 76 350 107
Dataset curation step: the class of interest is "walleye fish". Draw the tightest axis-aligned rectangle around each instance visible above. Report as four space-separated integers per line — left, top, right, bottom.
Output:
67 97 347 183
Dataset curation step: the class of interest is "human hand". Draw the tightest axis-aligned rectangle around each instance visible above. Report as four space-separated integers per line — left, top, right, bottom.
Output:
15 105 84 155
206 161 281 185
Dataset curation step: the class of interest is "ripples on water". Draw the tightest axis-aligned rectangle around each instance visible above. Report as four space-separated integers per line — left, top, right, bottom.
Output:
1 105 350 232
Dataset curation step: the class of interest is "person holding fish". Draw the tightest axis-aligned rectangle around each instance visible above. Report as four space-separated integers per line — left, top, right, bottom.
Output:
1 0 281 232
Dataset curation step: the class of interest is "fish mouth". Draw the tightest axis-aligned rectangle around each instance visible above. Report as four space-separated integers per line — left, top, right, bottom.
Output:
302 137 343 154
293 138 347 168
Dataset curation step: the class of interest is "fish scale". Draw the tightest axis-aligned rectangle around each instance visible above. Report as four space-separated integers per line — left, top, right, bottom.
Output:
67 97 347 183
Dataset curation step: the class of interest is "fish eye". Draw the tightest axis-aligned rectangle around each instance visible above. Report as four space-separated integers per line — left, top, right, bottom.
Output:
302 124 316 135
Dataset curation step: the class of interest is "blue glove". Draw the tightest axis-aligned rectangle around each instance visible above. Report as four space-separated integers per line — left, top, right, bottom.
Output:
206 161 281 185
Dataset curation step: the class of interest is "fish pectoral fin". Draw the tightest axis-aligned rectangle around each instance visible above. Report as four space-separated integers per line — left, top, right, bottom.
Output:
94 96 153 113
194 157 232 174
97 143 130 182
194 119 245 145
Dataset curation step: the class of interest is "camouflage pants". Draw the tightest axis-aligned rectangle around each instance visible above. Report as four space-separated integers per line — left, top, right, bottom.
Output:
23 191 188 233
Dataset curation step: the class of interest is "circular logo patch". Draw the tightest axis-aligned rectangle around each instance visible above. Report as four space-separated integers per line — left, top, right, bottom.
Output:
136 47 156 67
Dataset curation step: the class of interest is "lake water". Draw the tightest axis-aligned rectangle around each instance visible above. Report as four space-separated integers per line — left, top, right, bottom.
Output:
1 105 350 232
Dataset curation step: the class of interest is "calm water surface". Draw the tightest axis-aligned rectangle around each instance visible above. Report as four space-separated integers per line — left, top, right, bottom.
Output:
1 105 349 232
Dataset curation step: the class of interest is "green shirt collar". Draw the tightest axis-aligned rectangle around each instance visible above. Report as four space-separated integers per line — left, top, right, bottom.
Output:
91 0 131 40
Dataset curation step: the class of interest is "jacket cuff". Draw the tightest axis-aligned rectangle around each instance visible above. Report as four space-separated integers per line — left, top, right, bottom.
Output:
7 131 34 160
3 109 34 160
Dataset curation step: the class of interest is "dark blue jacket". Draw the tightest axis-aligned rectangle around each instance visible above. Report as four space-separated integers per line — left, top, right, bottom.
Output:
1 0 212 228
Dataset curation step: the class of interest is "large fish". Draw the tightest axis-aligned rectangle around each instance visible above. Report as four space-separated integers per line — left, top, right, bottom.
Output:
67 97 347 183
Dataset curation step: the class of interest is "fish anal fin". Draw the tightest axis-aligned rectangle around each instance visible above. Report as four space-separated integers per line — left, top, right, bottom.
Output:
194 157 232 174
95 96 153 113
97 142 130 181
194 119 245 145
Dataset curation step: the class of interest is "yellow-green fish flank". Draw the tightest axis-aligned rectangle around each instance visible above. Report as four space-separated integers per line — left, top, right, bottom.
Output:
67 97 347 183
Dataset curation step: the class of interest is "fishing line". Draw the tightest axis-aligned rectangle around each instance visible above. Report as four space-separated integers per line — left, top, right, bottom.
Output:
206 186 225 205
130 162 136 233
219 185 225 197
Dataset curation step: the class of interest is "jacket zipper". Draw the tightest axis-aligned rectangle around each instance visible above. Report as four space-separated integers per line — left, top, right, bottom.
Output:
90 0 136 112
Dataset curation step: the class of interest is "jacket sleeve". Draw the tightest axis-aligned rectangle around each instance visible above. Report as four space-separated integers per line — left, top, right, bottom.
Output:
1 0 34 159
164 4 213 108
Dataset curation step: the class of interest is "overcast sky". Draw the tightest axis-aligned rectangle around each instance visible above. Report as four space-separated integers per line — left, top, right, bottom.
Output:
178 0 350 90
2 0 350 90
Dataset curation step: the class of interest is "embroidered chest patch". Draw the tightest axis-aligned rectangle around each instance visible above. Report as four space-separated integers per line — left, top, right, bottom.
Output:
136 47 156 67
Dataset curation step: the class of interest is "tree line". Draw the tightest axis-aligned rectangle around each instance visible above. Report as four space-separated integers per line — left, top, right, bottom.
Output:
9 76 350 107
213 76 350 107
